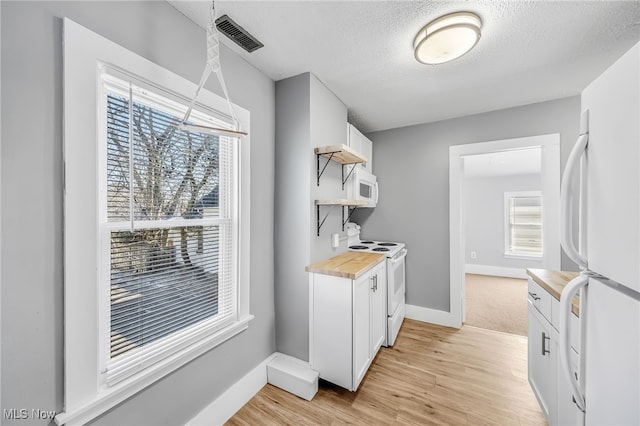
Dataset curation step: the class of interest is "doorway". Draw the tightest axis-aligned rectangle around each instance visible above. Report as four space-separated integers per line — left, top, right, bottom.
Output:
462 148 542 335
448 134 561 328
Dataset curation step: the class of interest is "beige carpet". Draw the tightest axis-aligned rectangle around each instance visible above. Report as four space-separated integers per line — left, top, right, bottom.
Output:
465 273 528 336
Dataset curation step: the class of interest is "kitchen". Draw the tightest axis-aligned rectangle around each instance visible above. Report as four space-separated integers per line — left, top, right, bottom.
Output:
1 1 639 426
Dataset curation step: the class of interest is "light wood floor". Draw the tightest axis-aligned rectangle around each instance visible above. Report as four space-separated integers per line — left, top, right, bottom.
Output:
226 319 545 425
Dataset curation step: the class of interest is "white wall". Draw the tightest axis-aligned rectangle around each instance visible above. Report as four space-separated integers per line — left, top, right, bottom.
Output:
1 2 275 425
310 75 350 262
353 96 581 313
0 1 3 415
274 73 348 362
464 173 543 271
274 73 312 362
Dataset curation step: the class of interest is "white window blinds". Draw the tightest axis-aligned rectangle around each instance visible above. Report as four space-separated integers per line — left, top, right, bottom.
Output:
506 193 543 256
101 74 237 384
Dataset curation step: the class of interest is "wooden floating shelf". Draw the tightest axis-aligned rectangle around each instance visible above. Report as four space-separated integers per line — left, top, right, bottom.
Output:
315 144 367 165
315 199 368 206
315 199 367 235
315 144 367 187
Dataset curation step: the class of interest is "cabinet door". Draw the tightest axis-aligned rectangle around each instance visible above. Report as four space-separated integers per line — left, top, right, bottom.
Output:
528 304 557 425
347 124 361 156
360 136 373 173
347 123 373 172
556 346 583 426
310 273 353 390
353 272 371 390
370 262 386 356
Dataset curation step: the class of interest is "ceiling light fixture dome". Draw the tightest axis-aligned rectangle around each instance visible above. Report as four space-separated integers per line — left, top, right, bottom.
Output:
413 11 482 65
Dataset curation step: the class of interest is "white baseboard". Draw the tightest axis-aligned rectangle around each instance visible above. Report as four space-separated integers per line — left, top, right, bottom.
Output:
465 264 528 279
405 304 461 329
186 352 277 426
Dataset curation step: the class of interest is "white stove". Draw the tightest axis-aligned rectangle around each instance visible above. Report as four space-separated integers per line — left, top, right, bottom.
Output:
346 222 405 257
348 241 405 257
346 223 406 347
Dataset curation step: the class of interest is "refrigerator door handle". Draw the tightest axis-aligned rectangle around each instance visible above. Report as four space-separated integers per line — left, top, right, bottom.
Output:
560 111 589 269
559 273 589 412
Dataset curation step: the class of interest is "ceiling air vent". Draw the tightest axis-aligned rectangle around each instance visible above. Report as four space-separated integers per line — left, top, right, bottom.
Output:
215 15 264 53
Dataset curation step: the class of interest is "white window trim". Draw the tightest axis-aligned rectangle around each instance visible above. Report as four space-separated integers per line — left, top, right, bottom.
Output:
58 19 252 426
504 252 543 260
503 190 543 259
98 73 238 387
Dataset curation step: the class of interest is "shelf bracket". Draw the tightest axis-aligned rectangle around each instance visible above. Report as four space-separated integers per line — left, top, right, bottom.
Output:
316 204 338 236
342 206 359 230
341 164 357 190
316 152 337 186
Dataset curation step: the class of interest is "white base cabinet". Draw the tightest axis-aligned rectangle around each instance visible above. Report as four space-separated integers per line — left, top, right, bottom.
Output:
309 260 386 391
528 303 557 421
556 347 582 426
528 278 583 426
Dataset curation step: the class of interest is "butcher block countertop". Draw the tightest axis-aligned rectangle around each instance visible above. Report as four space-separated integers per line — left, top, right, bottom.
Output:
305 251 385 280
527 268 580 316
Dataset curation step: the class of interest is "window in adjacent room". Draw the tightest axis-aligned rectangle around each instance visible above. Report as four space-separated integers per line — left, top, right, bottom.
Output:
504 191 543 257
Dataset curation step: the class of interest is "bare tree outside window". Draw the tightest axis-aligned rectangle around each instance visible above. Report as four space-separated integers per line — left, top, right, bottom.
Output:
106 91 225 359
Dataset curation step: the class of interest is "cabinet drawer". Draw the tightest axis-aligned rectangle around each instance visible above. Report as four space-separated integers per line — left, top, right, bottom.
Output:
528 279 552 322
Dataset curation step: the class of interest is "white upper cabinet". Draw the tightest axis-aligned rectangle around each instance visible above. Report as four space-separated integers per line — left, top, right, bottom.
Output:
347 123 373 173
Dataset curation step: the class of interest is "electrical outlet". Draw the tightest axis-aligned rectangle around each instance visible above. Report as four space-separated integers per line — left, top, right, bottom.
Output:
470 251 477 259
331 233 340 248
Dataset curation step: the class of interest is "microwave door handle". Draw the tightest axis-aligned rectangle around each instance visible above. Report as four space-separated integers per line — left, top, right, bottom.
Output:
374 182 379 204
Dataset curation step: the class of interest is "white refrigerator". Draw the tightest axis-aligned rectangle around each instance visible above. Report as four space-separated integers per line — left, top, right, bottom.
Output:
559 41 640 425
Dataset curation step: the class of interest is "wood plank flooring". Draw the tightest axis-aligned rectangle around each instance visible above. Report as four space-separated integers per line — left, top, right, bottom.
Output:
226 319 545 425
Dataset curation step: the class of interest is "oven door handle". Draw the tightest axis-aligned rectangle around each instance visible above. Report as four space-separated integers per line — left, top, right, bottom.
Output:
391 248 407 264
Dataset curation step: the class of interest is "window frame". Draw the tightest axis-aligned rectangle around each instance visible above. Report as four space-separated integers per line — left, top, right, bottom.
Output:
503 190 543 259
98 74 238 386
59 19 252 426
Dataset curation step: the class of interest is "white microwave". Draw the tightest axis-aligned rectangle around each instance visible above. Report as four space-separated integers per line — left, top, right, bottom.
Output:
348 166 378 207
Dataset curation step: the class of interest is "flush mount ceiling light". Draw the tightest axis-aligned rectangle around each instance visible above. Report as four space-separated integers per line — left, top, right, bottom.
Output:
413 11 482 65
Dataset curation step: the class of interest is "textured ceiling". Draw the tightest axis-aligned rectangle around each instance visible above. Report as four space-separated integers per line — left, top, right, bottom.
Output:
168 1 640 133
